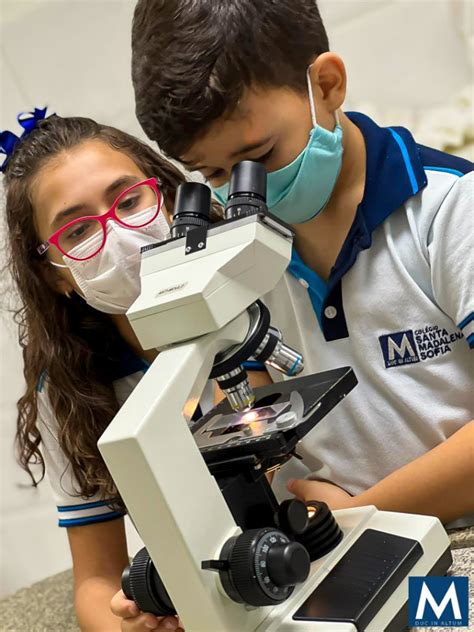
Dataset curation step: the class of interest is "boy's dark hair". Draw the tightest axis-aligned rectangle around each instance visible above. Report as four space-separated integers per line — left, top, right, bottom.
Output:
132 0 329 158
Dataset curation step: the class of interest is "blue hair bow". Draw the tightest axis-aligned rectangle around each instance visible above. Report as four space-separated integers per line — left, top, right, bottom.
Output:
0 107 50 173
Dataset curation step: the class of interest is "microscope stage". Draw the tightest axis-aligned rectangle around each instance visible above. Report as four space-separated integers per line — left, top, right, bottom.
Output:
193 367 357 466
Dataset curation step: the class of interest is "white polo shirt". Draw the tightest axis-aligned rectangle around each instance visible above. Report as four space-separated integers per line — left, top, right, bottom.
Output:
37 352 149 527
266 112 473 499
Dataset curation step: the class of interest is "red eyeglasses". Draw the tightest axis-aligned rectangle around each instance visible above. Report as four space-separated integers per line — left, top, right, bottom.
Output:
37 177 162 261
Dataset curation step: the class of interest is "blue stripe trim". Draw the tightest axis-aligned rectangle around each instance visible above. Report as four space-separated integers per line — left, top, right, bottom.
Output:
243 360 266 372
37 372 46 393
287 356 303 377
58 500 110 512
425 166 464 178
58 511 125 527
467 333 474 349
458 313 474 330
288 249 327 329
388 128 418 195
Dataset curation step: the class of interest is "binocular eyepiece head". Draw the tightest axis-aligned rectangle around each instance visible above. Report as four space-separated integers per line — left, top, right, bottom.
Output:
170 161 268 236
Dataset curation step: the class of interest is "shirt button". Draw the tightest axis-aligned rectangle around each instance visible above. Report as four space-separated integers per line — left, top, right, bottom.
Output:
298 278 309 289
324 306 337 319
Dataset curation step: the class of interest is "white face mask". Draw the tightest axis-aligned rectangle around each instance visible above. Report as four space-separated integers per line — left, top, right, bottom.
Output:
54 206 170 314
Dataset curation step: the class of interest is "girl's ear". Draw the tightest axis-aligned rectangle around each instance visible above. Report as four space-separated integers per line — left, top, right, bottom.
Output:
37 259 74 296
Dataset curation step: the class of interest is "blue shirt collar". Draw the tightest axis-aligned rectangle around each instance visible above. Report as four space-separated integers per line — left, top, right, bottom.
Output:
345 111 427 233
329 112 428 283
111 346 150 381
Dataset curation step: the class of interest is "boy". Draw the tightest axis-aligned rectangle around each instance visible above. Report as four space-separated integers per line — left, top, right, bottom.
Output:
130 0 473 525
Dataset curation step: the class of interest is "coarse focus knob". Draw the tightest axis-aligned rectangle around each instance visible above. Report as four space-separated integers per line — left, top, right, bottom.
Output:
202 527 310 607
122 547 176 617
266 541 311 587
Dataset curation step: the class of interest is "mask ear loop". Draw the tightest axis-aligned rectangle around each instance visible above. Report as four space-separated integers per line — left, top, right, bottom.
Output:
49 261 87 301
306 63 340 129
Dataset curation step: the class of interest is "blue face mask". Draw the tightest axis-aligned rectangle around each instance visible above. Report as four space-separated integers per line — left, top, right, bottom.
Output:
212 66 344 224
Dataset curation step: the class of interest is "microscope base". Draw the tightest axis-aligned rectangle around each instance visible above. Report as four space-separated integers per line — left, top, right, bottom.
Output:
254 505 451 632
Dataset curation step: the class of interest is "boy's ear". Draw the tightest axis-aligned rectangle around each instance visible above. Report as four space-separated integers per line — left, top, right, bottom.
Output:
37 259 74 296
309 52 347 113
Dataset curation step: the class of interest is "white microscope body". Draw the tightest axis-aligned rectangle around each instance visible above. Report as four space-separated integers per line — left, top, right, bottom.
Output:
98 166 451 632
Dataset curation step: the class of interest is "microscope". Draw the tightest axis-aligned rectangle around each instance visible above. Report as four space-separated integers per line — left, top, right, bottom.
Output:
98 162 452 631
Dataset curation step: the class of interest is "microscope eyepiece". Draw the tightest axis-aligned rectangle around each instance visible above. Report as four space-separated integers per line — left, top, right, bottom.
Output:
225 161 268 220
171 182 212 239
228 160 267 201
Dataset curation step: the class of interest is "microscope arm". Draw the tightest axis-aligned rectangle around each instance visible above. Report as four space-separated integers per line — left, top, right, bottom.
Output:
98 311 270 632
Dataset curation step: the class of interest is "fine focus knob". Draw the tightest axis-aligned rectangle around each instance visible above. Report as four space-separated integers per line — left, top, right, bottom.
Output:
275 499 309 536
266 541 310 587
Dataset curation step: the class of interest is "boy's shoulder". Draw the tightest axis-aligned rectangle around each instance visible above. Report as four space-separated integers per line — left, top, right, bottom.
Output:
347 111 472 232
412 142 472 231
416 143 472 177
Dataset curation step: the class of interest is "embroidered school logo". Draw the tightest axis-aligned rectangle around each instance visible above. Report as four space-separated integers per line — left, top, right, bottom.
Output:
408 577 469 627
379 325 464 369
379 330 420 368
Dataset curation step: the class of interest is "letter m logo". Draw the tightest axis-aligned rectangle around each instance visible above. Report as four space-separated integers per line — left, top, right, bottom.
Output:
409 577 469 627
379 330 420 368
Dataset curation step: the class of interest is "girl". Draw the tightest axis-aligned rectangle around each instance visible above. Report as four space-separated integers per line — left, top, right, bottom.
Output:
3 112 194 632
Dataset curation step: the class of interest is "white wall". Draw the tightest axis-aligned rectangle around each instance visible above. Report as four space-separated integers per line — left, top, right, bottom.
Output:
1 0 472 598
319 0 474 153
321 0 472 108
